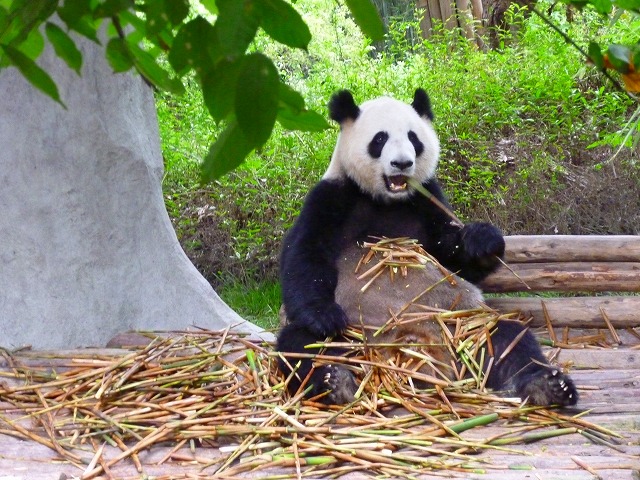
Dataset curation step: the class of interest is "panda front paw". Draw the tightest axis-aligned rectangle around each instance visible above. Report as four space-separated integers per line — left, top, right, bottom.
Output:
300 302 350 338
516 367 578 407
461 222 505 259
313 364 358 405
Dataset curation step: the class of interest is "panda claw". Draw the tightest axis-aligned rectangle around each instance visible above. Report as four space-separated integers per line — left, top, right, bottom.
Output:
316 365 358 405
516 366 578 407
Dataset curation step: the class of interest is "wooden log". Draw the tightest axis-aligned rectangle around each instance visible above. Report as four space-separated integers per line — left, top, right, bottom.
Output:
484 296 640 328
416 0 434 37
455 0 476 40
503 235 640 263
438 0 457 30
480 262 640 293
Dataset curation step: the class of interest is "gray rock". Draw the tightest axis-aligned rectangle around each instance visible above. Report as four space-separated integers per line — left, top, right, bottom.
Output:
0 31 270 349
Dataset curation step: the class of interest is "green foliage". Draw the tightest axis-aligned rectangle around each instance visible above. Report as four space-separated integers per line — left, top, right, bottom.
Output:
158 1 637 322
0 0 383 179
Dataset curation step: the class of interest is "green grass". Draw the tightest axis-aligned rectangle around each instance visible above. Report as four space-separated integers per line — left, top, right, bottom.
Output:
156 0 639 325
217 281 282 331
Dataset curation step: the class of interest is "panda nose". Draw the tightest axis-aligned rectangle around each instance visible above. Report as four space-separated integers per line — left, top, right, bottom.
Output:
391 159 413 171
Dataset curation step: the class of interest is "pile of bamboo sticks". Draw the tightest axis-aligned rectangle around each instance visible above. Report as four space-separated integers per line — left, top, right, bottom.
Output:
0 326 620 479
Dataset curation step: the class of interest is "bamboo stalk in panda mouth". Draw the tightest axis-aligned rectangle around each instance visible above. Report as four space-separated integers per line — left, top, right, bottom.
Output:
406 178 531 290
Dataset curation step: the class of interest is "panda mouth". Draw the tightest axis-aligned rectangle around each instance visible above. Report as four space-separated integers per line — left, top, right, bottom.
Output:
384 175 409 193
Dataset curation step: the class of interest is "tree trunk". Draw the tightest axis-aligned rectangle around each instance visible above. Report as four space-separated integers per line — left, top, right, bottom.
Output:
0 29 270 349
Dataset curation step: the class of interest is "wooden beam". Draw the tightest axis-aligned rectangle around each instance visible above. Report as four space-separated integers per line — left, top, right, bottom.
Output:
481 262 640 293
484 296 640 328
503 235 640 263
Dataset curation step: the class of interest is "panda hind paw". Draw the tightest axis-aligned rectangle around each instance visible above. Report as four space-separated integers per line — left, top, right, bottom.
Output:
517 367 578 407
315 364 358 405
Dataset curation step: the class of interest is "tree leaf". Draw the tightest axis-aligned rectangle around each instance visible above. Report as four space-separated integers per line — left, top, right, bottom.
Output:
235 53 279 146
16 26 44 59
607 44 631 73
614 0 640 11
1 44 65 107
199 0 218 15
277 107 330 131
105 37 133 72
93 0 134 17
45 22 82 74
590 0 613 13
57 0 99 43
216 0 260 57
278 82 305 111
127 41 185 94
201 119 254 181
344 0 384 41
168 17 219 77
259 0 311 50
202 58 242 121
588 41 604 69
144 0 189 34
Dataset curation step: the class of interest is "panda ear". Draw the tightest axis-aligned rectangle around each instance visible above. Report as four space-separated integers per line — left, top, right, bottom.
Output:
329 90 360 124
411 88 434 121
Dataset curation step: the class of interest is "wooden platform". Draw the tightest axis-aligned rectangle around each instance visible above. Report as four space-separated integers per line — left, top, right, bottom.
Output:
1 235 639 479
0 337 638 479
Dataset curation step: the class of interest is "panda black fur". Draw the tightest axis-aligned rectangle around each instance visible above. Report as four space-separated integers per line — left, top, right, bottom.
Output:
277 89 577 407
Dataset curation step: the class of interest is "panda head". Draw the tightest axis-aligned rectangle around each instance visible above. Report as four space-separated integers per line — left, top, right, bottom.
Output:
323 89 440 202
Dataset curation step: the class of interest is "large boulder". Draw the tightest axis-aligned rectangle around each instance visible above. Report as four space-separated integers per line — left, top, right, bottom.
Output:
0 33 269 349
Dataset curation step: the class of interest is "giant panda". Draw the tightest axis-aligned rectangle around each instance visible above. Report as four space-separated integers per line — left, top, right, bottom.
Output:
277 88 577 407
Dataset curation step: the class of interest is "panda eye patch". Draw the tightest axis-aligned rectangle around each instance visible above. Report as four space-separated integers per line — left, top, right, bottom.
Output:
368 131 389 158
408 130 424 157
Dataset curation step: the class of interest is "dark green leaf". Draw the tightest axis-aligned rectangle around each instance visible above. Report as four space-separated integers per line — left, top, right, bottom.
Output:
127 41 185 94
1 44 65 107
277 107 330 131
588 41 604 69
614 0 640 11
16 0 57 29
144 0 188 34
590 0 613 13
45 22 82 74
164 0 189 25
202 58 242 121
278 82 305 112
344 0 384 41
0 6 7 35
94 0 134 17
259 0 311 50
201 120 254 181
57 0 100 45
106 37 133 72
235 53 279 146
608 44 632 73
168 17 219 76
631 44 640 70
216 0 260 57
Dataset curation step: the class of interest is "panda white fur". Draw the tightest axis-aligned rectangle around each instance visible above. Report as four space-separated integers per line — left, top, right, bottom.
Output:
277 89 577 407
